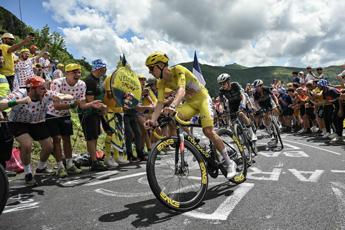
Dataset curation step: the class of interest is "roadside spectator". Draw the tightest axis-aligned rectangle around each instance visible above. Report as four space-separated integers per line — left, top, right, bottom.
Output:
39 51 51 81
47 63 87 177
0 73 13 170
0 77 64 185
52 63 64 80
0 33 34 91
315 67 325 80
13 45 48 90
79 59 108 171
29 45 38 58
305 66 316 81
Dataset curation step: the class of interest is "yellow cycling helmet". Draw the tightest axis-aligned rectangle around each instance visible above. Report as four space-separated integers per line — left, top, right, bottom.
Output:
145 52 169 66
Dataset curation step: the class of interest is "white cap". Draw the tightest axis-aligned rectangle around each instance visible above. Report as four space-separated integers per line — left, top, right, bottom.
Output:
1 32 14 39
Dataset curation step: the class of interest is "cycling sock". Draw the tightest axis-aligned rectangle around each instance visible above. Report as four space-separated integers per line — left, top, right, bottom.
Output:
57 161 64 170
37 161 47 169
66 158 73 168
24 164 32 174
221 148 231 166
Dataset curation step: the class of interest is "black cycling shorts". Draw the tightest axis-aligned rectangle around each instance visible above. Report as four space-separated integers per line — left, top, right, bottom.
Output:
9 122 50 141
79 113 101 141
46 114 73 137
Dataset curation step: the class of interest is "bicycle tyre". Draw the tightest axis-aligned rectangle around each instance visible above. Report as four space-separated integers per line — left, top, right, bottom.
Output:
0 165 9 215
146 137 208 212
216 129 247 184
272 118 284 149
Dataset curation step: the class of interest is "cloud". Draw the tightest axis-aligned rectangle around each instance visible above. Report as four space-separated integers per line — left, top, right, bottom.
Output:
42 0 345 73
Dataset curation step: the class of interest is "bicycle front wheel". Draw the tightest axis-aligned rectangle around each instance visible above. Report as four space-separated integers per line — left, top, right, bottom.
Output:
146 137 208 212
0 165 9 215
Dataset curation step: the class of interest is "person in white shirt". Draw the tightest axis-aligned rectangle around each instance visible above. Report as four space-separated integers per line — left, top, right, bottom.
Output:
52 63 64 80
13 45 48 90
39 52 51 81
315 67 325 79
305 66 316 81
0 76 72 185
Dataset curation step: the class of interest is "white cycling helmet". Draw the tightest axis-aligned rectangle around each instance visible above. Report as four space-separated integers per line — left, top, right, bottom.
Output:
253 79 264 87
217 73 231 84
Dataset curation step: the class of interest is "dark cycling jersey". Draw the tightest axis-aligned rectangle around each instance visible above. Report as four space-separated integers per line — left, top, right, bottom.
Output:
253 86 273 108
219 82 242 118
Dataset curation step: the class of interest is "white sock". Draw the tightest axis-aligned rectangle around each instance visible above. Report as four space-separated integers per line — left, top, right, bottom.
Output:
221 148 231 166
57 161 65 170
37 161 46 169
66 158 73 168
24 164 32 174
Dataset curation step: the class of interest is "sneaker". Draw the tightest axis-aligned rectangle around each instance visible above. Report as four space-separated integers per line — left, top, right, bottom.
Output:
115 157 129 165
322 132 330 138
328 133 338 140
248 128 257 141
90 160 108 171
66 165 82 175
35 167 53 175
25 173 37 186
57 167 68 178
226 160 237 179
104 157 119 168
297 128 305 134
311 126 318 133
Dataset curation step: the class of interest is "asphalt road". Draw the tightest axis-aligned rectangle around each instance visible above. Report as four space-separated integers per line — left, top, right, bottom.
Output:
1 129 345 230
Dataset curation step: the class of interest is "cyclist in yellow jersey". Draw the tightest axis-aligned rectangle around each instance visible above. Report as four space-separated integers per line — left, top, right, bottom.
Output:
144 52 237 179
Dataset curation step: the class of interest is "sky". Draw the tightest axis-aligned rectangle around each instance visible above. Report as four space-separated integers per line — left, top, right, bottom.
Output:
1 0 345 74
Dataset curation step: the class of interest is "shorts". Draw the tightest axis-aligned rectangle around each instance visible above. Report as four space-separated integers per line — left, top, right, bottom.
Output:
0 123 14 163
9 122 50 141
317 106 324 118
176 95 214 128
79 113 101 141
300 104 306 116
306 107 316 120
46 114 73 137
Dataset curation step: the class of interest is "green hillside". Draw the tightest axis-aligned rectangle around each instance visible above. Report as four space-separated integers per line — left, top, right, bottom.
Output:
181 62 343 97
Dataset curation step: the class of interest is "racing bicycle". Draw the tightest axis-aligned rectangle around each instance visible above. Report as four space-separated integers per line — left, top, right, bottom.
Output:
146 114 247 211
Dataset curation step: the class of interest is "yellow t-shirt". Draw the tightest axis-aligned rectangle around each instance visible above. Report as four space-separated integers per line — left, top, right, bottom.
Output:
156 65 208 102
0 44 15 76
311 88 323 104
103 75 123 113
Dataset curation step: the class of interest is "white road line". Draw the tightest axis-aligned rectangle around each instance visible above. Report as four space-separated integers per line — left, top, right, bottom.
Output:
184 183 254 220
331 170 345 173
284 139 341 155
83 172 146 186
331 182 345 229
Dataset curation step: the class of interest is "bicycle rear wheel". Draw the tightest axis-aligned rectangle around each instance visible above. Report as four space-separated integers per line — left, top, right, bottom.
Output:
147 137 208 211
272 118 284 149
0 165 9 215
216 129 247 184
